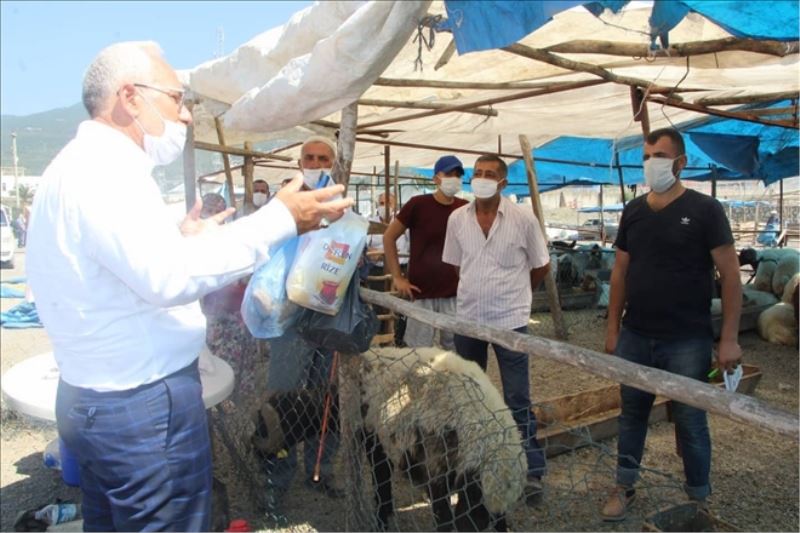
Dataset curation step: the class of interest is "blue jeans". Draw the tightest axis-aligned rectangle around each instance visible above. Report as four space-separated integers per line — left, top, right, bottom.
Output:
615 327 713 500
265 328 339 491
454 326 546 478
56 361 212 531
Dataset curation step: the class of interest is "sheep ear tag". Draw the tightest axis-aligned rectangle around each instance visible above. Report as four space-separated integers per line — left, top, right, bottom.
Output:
723 365 743 392
276 448 289 459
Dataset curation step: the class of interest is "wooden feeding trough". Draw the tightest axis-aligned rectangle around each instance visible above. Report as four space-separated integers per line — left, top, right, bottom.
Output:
642 502 738 532
533 365 762 458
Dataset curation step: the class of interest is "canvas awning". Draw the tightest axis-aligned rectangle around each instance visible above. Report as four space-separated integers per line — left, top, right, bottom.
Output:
181 0 799 190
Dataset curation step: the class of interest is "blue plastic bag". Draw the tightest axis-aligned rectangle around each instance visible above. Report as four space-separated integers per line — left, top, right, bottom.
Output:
241 238 301 338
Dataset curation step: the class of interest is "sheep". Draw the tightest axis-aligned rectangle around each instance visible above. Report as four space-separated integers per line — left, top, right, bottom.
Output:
757 303 798 346
251 347 526 532
773 253 800 298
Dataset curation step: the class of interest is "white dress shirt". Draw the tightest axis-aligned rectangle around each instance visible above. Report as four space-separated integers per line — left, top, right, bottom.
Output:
27 120 296 391
442 196 549 330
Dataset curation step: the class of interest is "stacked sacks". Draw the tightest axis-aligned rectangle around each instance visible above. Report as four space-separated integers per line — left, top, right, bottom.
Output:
757 270 800 346
748 248 800 298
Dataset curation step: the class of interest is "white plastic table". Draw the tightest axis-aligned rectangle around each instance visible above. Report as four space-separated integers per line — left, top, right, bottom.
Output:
1 346 235 422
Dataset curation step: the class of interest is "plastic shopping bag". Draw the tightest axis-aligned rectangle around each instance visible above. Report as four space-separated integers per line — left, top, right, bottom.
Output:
286 210 369 316
241 238 301 338
295 276 378 353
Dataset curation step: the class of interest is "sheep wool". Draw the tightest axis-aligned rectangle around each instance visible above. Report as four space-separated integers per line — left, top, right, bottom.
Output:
757 303 798 346
360 347 527 514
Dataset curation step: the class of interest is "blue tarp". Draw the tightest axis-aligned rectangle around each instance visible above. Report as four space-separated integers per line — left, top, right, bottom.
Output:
411 101 798 196
440 0 799 54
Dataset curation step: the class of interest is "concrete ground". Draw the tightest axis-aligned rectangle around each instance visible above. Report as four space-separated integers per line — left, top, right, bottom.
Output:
0 250 81 531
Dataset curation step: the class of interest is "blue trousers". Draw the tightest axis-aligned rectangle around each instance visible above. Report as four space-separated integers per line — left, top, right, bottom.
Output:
615 327 713 500
56 361 212 532
266 329 339 490
454 326 546 478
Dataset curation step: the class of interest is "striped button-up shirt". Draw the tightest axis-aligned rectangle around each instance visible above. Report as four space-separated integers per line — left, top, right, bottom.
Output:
442 197 549 330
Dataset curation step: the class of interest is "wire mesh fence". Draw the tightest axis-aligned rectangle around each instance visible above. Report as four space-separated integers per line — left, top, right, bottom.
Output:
205 297 798 532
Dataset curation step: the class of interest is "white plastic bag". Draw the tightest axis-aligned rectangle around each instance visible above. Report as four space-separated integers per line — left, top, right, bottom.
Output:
286 210 368 315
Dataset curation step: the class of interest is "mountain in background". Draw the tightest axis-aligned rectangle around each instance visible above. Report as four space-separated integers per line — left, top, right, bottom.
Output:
1 103 227 193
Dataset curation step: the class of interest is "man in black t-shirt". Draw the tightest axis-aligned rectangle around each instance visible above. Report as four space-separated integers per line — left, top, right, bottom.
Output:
601 129 742 522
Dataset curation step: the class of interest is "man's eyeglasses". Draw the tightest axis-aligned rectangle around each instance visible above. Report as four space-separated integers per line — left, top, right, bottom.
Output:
134 83 185 108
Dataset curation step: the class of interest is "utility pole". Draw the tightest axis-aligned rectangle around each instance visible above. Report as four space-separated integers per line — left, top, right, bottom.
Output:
11 132 20 210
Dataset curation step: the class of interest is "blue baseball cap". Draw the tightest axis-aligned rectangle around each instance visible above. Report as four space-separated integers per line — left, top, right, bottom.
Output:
433 155 464 176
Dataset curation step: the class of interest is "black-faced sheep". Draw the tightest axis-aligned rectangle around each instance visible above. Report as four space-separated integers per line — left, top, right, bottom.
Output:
252 347 526 532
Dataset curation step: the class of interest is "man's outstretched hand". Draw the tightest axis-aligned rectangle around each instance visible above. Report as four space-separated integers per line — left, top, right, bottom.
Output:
180 197 236 237
276 173 354 234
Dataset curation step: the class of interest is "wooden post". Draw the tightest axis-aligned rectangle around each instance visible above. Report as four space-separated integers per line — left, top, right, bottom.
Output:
371 166 377 210
498 135 502 155
333 102 358 192
328 100 370 530
599 184 606 244
393 160 400 211
711 166 718 199
383 146 391 223
753 201 760 245
359 288 799 439
519 134 569 340
338 350 371 531
779 178 784 233
615 152 627 207
182 117 197 212
214 117 236 210
242 141 255 211
631 86 651 137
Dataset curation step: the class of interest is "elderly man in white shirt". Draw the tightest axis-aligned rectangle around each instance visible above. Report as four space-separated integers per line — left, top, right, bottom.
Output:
26 41 352 532
442 154 551 507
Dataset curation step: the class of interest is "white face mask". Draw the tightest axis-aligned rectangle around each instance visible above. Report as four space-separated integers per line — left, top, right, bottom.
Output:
302 168 333 189
644 157 677 193
253 192 268 207
135 92 187 166
471 178 499 199
439 177 462 197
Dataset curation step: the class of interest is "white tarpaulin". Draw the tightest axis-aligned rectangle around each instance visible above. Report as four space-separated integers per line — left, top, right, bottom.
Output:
186 0 431 133
182 0 798 185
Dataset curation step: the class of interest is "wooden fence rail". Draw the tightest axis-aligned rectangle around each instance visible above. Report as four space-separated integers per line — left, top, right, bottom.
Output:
359 288 799 439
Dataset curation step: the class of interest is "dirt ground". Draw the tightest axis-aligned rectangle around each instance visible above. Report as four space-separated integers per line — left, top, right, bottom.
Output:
2 249 798 532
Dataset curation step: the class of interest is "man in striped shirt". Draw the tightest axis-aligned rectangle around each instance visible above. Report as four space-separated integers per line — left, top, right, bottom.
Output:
442 154 551 506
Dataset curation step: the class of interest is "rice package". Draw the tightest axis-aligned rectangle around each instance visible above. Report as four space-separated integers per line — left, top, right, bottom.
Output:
286 210 369 315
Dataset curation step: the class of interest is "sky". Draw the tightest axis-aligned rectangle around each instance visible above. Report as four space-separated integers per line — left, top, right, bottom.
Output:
0 1 312 116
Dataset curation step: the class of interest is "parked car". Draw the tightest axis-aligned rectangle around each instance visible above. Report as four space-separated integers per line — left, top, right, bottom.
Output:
576 218 618 241
0 205 17 268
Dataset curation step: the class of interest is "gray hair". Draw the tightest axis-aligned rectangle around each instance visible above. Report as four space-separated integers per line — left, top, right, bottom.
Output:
301 135 337 160
82 41 163 117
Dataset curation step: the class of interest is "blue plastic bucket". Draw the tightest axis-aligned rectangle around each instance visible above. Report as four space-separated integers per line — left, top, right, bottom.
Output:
58 437 80 487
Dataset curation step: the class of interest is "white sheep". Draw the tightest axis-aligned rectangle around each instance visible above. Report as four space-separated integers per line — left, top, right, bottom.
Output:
757 302 798 346
252 347 526 531
772 253 800 297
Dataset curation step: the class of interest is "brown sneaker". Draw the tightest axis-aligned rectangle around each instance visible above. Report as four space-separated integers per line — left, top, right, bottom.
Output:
600 486 636 522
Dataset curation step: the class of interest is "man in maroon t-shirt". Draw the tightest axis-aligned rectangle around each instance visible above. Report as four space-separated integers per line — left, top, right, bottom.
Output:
383 155 468 349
